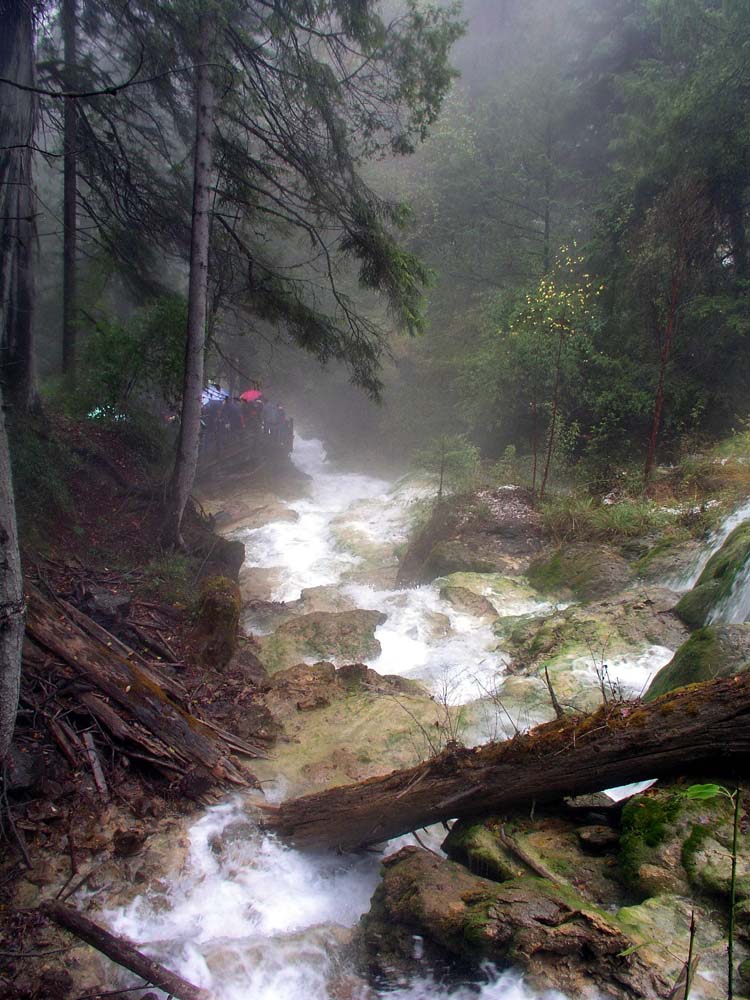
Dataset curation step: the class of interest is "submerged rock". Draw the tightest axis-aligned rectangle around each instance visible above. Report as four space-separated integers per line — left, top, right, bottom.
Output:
357 846 668 999
493 587 686 712
644 624 750 700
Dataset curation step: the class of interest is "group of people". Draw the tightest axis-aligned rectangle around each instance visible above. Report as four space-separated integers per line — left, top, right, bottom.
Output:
200 385 294 458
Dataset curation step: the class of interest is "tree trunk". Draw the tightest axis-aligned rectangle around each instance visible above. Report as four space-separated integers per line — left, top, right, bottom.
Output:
61 0 78 378
0 382 24 762
0 0 38 413
262 673 750 851
162 16 215 548
539 324 565 500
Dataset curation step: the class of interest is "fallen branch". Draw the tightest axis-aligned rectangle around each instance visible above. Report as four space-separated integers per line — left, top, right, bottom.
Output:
82 731 110 800
42 901 211 1000
26 587 249 786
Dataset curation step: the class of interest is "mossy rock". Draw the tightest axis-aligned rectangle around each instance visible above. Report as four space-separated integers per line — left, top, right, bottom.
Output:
644 624 750 701
675 523 750 627
617 781 750 905
527 543 633 601
191 575 241 670
258 609 386 673
357 846 668 999
616 894 731 997
442 820 526 882
423 540 504 577
438 585 498 620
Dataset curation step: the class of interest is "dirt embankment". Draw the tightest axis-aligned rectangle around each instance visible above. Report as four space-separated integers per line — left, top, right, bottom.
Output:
1 416 279 999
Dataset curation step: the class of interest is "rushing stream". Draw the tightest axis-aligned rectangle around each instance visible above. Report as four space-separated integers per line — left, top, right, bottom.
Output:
102 438 750 1000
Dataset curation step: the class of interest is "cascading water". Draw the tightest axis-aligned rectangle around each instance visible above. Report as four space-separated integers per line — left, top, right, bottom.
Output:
103 799 567 1000
669 498 750 593
100 437 679 999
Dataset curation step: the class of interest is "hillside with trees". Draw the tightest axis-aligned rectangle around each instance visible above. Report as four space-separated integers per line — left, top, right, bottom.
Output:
3 2 750 999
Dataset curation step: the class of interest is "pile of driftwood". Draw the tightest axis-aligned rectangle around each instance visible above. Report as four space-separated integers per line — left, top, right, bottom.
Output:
20 580 268 800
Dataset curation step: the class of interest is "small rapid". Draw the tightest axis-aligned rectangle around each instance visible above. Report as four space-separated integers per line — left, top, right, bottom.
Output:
101 437 702 999
104 800 566 1000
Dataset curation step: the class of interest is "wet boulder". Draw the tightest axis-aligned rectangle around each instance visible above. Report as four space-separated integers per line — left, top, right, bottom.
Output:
191 575 241 670
675 522 750 627
644 624 750 700
258 609 386 673
526 542 633 602
397 488 543 585
439 582 497 620
617 781 750 905
357 846 668 999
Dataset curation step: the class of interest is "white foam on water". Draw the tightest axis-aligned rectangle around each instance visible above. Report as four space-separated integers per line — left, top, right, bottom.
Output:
669 499 750 592
344 581 507 705
236 438 396 601
569 644 674 700
708 556 750 624
102 800 569 1000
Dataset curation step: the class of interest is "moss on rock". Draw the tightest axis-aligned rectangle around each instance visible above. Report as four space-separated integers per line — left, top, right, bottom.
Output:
258 609 387 673
644 624 750 701
527 543 633 601
675 523 750 627
442 820 526 882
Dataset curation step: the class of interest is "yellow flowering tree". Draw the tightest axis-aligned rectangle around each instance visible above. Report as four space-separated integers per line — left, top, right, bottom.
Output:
508 250 602 499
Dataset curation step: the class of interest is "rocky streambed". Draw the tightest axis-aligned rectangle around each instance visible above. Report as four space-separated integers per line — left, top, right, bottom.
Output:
89 438 750 999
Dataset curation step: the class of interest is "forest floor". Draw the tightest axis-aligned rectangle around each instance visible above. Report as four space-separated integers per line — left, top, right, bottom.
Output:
1 414 278 1000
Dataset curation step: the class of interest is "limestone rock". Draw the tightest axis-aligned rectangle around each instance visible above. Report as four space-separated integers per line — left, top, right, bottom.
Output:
357 846 668 999
527 542 634 601
439 585 498 620
645 624 750 700
397 488 542 585
258 609 386 673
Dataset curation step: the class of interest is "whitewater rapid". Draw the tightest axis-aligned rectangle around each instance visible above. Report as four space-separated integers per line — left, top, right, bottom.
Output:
100 437 750 1000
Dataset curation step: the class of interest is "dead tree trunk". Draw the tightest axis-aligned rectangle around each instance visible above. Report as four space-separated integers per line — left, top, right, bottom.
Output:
263 673 750 851
24 587 248 783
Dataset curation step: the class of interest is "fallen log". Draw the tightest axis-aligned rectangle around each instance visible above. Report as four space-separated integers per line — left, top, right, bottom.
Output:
42 900 211 1000
262 672 750 851
25 587 248 785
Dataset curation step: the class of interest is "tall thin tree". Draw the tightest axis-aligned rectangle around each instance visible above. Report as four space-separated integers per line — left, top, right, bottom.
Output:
0 0 38 413
61 0 78 378
162 9 216 549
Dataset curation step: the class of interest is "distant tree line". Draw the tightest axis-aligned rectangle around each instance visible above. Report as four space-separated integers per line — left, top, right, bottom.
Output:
373 0 750 487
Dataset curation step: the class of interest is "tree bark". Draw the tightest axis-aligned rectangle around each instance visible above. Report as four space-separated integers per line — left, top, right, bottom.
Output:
0 382 24 761
42 901 211 1000
163 16 215 549
263 672 750 851
24 587 248 784
61 0 78 378
0 0 38 413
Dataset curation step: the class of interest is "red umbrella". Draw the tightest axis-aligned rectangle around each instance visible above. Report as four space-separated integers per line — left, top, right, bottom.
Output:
240 389 263 402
